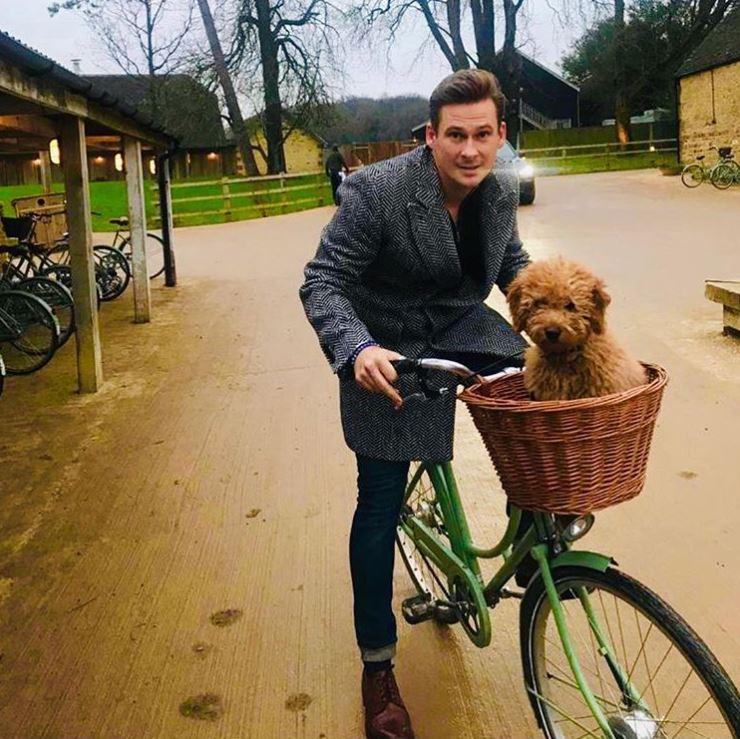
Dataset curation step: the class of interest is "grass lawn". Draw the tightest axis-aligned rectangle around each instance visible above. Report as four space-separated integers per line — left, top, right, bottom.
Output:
529 151 678 177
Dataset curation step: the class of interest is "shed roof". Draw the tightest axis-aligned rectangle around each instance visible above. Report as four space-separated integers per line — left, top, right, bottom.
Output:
0 30 173 144
84 75 227 149
676 7 740 78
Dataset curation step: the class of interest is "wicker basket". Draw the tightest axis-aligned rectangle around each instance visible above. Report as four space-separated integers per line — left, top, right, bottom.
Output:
459 364 668 514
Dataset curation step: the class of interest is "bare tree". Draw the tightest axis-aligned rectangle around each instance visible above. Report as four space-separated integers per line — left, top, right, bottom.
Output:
49 0 195 114
196 0 260 175
222 0 340 174
353 0 528 140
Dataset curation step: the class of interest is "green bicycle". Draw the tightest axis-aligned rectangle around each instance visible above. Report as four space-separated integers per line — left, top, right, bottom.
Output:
392 358 739 738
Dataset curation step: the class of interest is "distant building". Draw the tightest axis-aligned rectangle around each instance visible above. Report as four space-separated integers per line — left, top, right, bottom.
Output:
83 74 234 179
601 109 673 126
675 7 740 163
244 118 326 175
411 52 580 142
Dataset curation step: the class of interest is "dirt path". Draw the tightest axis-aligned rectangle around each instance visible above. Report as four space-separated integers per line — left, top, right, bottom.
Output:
0 170 737 738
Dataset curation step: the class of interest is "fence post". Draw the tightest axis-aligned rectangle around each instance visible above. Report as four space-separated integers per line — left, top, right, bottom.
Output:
222 177 231 222
606 143 610 171
279 173 286 213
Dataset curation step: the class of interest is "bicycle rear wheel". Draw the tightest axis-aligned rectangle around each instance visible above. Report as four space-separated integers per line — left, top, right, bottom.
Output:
0 290 59 374
396 463 456 620
93 245 130 301
520 566 740 738
17 277 75 347
681 164 704 188
119 233 165 280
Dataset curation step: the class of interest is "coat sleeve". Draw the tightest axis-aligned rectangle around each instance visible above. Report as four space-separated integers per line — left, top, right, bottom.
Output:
495 208 531 294
299 170 383 373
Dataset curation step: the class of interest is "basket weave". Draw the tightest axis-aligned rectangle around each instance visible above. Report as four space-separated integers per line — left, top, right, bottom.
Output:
459 364 668 514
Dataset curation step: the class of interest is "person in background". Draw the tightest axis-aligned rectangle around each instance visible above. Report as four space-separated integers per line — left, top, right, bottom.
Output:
325 145 350 205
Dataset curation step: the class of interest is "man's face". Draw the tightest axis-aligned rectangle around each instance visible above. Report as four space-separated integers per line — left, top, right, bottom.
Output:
426 98 506 199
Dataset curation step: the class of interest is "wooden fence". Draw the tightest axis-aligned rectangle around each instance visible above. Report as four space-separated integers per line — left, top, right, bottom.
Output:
520 137 678 171
151 170 332 226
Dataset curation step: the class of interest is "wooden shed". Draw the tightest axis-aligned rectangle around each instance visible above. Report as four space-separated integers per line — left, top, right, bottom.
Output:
0 31 177 393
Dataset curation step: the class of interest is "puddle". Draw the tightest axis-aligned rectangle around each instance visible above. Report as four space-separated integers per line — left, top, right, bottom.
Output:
179 693 223 721
285 693 313 712
210 608 243 627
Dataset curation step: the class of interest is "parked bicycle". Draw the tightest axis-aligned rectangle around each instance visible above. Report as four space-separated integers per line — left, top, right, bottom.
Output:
392 357 739 738
1 214 128 302
681 146 737 189
98 217 165 280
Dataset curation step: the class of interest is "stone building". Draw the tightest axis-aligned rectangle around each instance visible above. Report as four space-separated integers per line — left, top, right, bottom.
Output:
676 7 740 163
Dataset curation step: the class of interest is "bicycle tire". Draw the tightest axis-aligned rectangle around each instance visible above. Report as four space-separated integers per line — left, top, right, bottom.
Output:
118 233 165 280
92 245 131 301
0 290 59 375
520 565 740 738
396 463 456 622
711 163 736 191
680 164 704 188
17 277 75 347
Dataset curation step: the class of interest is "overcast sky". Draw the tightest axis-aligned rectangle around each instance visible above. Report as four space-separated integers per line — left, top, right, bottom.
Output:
3 0 584 102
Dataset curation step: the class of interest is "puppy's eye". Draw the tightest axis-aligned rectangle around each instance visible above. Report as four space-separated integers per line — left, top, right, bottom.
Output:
565 301 577 311
532 298 546 308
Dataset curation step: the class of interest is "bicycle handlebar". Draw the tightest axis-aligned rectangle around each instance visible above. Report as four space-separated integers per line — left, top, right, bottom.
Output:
390 357 521 402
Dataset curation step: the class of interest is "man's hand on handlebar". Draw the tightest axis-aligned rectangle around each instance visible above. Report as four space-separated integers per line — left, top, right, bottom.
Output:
354 346 403 409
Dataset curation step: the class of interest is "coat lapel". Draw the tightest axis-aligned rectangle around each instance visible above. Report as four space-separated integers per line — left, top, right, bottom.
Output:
406 148 461 289
476 171 515 286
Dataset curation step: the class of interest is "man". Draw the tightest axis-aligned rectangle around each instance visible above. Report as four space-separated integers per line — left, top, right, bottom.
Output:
325 144 350 204
300 70 530 739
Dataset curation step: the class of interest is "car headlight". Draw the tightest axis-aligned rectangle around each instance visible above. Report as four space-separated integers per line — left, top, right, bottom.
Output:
518 163 535 179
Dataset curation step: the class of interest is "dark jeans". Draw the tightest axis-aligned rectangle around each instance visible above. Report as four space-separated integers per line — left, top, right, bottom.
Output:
350 455 410 661
329 170 343 204
349 351 527 661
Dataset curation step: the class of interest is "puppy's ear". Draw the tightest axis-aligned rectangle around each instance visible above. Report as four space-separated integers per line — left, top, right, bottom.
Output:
506 276 529 334
589 280 611 334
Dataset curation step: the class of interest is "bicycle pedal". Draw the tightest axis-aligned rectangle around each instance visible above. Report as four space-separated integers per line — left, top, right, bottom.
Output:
501 586 525 600
401 594 436 624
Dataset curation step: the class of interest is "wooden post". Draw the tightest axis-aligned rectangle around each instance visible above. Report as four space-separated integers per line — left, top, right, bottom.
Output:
222 177 231 222
38 150 52 192
59 116 103 393
157 153 177 287
123 136 151 323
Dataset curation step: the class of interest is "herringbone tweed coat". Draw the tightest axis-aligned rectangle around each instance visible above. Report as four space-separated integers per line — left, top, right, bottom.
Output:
300 145 529 461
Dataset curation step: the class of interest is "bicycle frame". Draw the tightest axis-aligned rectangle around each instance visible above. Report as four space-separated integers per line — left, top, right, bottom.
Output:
401 460 646 738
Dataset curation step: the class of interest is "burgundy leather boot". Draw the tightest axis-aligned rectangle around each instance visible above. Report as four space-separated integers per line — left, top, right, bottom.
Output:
361 667 415 739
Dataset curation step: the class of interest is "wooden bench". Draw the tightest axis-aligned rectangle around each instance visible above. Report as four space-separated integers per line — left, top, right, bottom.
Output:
705 280 740 336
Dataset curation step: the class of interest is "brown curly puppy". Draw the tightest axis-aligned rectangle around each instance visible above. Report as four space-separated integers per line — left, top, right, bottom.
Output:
506 257 646 400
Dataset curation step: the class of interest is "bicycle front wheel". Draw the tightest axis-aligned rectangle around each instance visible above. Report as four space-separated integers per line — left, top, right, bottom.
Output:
711 163 736 190
119 233 165 280
0 290 59 374
681 164 704 188
520 566 739 737
17 277 75 347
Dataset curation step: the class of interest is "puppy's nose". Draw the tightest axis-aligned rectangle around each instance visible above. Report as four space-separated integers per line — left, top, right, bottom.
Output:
545 327 561 342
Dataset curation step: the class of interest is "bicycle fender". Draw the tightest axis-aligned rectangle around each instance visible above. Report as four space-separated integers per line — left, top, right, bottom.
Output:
550 550 613 573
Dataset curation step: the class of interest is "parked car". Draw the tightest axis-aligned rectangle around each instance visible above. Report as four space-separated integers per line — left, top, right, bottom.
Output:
497 140 536 205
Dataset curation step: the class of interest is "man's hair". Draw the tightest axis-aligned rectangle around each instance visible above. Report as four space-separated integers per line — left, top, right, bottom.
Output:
332 145 339 151
429 69 506 129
